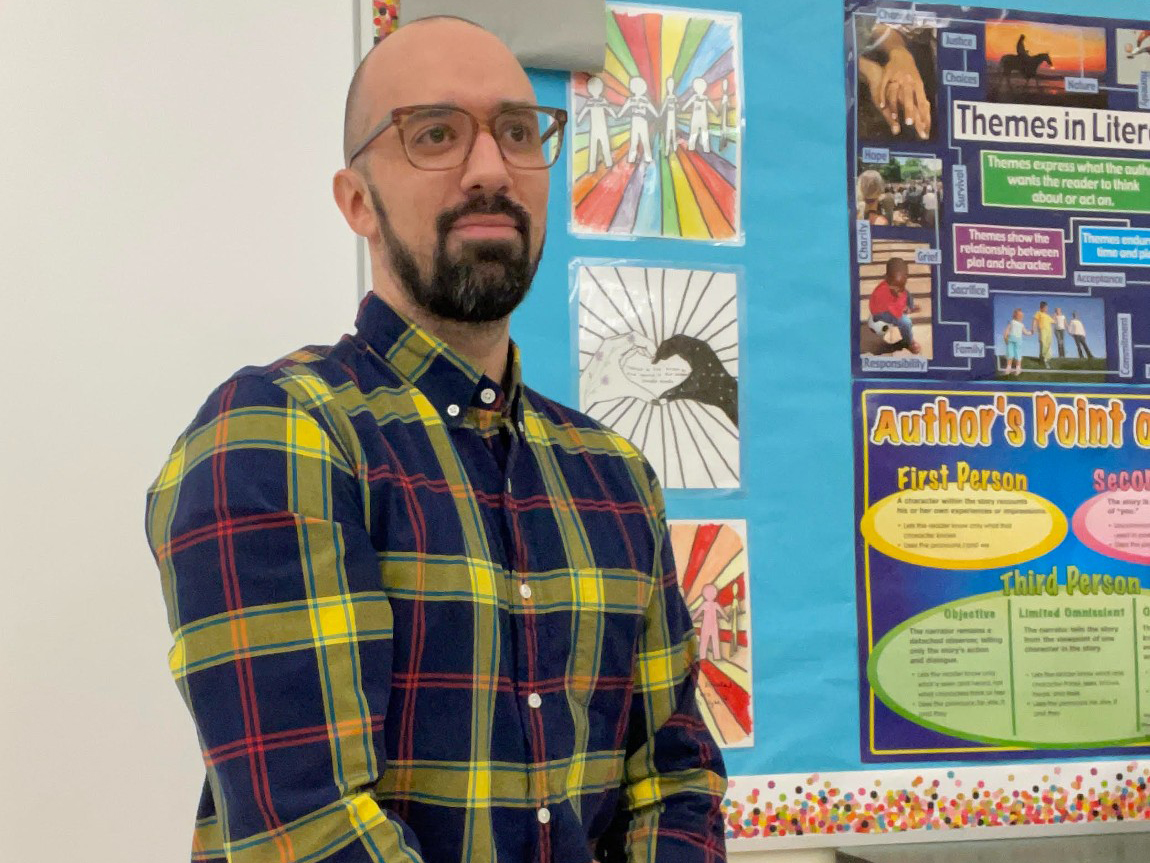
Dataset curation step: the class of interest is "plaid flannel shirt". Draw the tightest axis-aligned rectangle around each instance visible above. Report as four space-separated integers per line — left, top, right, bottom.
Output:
145 294 727 863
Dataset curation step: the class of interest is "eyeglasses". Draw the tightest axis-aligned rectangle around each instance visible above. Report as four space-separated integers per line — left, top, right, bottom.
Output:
346 104 568 170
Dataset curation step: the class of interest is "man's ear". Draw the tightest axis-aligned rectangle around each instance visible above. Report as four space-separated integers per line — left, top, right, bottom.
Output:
333 168 378 239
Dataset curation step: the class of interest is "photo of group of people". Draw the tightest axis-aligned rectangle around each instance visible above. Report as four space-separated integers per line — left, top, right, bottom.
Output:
856 156 943 229
992 295 1106 381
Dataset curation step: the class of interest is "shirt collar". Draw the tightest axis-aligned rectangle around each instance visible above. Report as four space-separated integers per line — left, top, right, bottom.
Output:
354 293 523 428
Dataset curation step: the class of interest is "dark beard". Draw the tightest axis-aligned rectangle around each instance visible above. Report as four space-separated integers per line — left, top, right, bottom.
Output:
368 184 541 324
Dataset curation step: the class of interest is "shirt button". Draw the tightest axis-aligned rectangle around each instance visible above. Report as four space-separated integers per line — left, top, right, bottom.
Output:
537 807 551 824
527 692 542 709
480 388 496 405
517 420 525 434
446 404 460 417
519 582 532 600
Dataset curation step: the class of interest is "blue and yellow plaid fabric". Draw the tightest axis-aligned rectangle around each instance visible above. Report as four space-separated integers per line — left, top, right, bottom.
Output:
145 294 727 863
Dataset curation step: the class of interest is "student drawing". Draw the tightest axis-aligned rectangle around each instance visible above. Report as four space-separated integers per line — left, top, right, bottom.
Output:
683 77 717 153
576 75 617 171
570 4 742 241
577 263 740 490
620 76 658 163
670 519 753 748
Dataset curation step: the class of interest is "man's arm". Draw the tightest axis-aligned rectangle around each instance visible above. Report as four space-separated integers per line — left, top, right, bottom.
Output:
596 465 727 863
146 373 423 863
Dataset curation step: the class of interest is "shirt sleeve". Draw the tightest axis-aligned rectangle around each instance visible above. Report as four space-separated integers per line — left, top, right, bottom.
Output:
145 373 425 863
596 464 728 863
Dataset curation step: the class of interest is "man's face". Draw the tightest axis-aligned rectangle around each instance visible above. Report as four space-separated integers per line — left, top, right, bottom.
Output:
354 25 551 324
889 266 908 289
367 181 542 323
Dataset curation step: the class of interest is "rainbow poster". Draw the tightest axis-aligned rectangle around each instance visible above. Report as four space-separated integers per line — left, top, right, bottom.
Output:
569 4 743 242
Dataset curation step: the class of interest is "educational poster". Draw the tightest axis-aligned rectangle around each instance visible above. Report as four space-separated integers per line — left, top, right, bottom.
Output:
847 2 1150 382
854 382 1150 763
569 4 742 242
575 262 741 490
670 520 753 748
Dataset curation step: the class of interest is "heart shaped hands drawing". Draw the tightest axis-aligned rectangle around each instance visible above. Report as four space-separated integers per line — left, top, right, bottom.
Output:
582 332 690 405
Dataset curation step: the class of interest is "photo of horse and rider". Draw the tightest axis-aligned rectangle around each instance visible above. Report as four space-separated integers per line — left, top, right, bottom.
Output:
985 20 1108 109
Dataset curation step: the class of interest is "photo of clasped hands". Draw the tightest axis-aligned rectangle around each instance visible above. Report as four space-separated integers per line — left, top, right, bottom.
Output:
858 24 933 140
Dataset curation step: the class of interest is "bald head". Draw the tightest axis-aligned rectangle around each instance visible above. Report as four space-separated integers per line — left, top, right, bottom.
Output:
343 17 534 165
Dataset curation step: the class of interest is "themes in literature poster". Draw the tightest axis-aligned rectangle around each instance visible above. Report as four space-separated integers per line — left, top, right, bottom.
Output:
855 382 1150 762
670 519 753 748
570 4 743 242
846 2 1150 383
575 261 741 490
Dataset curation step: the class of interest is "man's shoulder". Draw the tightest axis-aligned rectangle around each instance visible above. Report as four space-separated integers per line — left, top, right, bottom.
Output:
216 340 357 404
190 335 401 422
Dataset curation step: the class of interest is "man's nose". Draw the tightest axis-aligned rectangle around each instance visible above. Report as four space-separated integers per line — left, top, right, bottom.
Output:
459 129 512 196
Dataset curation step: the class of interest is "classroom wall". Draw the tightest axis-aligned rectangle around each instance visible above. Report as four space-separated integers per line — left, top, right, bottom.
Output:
0 2 831 860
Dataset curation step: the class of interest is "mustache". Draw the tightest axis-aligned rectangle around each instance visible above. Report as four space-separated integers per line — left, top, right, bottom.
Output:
437 194 530 240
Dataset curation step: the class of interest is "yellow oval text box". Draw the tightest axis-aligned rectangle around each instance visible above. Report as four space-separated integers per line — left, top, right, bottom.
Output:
860 486 1067 569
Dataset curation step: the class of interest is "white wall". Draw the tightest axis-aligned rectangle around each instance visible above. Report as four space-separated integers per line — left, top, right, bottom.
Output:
0 3 831 860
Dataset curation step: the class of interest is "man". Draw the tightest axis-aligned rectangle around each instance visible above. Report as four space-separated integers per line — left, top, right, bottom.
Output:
867 257 921 354
1032 301 1054 368
920 183 937 229
145 17 726 863
1068 311 1094 359
1016 33 1030 61
1053 306 1067 358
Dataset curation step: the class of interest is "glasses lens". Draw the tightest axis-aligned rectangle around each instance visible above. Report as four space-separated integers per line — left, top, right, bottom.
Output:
399 108 474 169
494 108 562 168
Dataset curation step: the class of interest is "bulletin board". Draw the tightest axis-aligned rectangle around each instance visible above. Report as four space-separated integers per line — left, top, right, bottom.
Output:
357 0 1150 850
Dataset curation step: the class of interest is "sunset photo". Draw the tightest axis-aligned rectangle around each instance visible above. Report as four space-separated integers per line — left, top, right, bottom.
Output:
985 20 1108 108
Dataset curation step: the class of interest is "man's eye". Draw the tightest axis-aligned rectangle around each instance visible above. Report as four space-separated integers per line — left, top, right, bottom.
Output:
413 125 455 146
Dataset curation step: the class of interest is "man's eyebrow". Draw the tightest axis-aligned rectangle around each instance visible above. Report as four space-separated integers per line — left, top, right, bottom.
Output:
495 100 539 112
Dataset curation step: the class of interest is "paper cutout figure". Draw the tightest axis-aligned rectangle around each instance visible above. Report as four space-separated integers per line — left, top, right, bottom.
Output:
577 76 617 171
670 519 753 748
694 583 726 661
577 263 740 489
620 76 658 163
683 77 717 152
569 5 742 241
